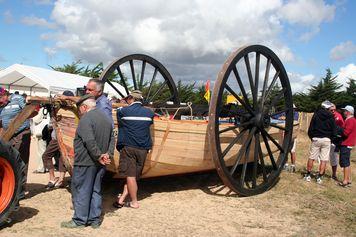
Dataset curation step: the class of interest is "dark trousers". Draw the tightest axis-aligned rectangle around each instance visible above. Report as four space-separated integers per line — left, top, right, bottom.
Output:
42 139 66 172
71 165 106 226
10 129 31 177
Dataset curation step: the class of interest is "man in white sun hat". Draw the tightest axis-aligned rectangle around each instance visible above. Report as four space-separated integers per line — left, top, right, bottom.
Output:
338 105 356 187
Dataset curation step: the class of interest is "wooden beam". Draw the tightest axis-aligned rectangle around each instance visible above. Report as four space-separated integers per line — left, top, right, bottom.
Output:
0 104 38 142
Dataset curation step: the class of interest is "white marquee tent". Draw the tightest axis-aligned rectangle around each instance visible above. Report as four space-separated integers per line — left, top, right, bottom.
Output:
0 64 127 98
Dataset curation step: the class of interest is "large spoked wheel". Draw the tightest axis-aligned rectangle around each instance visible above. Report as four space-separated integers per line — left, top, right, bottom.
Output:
209 45 293 196
0 140 26 226
99 54 180 106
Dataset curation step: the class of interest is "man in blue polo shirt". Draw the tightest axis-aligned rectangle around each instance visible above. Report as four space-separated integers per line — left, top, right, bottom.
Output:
0 92 34 177
85 79 113 125
113 90 154 209
59 78 113 126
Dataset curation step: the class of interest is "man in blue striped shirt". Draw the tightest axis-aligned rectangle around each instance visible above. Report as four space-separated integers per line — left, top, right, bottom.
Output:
113 90 154 209
0 93 35 177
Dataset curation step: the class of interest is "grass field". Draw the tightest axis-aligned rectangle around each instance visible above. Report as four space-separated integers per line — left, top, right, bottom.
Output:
1 131 355 237
269 132 356 236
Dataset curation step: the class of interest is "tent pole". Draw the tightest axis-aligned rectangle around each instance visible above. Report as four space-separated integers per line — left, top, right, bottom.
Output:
29 83 38 96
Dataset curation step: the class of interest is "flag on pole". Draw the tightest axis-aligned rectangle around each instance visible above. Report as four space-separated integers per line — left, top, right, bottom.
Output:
204 80 211 103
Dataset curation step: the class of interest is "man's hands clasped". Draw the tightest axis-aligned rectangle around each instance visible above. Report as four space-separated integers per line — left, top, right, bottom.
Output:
98 153 111 165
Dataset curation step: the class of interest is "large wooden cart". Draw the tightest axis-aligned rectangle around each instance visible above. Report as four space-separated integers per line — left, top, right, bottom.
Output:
1 45 296 199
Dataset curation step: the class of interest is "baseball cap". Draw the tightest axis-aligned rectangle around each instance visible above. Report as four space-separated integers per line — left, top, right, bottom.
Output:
321 100 333 109
76 94 95 107
63 90 74 96
128 90 143 100
342 105 354 114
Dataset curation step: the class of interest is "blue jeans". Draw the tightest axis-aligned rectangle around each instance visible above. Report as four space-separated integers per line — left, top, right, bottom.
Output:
71 165 106 225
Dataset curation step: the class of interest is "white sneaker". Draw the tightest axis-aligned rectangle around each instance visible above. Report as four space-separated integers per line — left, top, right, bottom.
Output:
304 174 311 182
283 163 289 171
290 165 296 173
316 176 322 184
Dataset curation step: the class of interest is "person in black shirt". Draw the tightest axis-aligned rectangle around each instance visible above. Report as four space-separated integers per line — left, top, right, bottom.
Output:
304 100 337 184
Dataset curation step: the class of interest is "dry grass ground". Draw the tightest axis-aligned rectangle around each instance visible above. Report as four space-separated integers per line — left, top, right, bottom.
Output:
1 131 355 237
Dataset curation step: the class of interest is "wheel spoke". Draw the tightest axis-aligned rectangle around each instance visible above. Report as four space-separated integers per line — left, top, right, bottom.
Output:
230 127 256 175
253 53 260 109
139 60 146 89
264 70 280 102
258 138 268 182
244 55 255 101
149 81 167 103
107 80 125 98
225 84 254 115
266 88 286 113
252 132 260 188
146 67 159 102
260 58 271 110
116 67 130 95
219 125 239 134
221 128 247 158
260 130 278 170
239 120 254 128
232 65 250 106
261 128 284 154
270 123 287 131
129 59 138 90
240 131 253 187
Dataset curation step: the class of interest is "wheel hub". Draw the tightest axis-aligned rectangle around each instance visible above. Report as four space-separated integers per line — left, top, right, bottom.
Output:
262 114 271 128
252 113 270 128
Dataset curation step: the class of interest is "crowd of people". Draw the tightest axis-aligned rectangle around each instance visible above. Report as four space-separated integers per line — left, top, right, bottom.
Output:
304 100 355 187
0 80 154 229
0 81 355 228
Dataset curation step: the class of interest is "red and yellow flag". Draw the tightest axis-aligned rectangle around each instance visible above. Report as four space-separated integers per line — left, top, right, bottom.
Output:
204 80 211 103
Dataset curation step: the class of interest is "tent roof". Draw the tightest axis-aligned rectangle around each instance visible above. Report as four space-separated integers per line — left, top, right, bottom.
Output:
0 64 127 98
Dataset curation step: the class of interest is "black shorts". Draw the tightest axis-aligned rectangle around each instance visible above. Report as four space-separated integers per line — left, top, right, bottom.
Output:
339 146 351 168
119 146 148 178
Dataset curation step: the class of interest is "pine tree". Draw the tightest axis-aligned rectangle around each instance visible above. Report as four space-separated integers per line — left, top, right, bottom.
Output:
292 68 342 112
337 78 356 108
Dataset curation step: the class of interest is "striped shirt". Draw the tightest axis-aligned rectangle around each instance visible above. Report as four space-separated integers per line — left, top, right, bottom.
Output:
0 94 30 133
116 101 154 150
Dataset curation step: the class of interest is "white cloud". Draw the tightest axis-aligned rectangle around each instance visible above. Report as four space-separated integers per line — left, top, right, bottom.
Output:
336 63 356 88
21 16 56 29
289 64 356 94
288 72 316 93
280 0 335 42
280 0 335 26
40 0 336 83
3 10 14 24
44 47 57 56
330 41 356 61
299 28 320 42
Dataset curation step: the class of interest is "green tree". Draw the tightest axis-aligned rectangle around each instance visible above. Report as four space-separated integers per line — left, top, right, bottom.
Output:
336 78 356 108
293 68 342 112
50 61 84 74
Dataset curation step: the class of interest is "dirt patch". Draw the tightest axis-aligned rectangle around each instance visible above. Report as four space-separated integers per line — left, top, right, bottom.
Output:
1 132 355 236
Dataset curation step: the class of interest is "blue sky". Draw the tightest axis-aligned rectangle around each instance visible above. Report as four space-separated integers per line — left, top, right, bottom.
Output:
0 0 355 93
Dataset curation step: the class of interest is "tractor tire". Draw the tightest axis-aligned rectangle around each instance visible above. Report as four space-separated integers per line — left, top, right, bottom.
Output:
0 139 26 227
